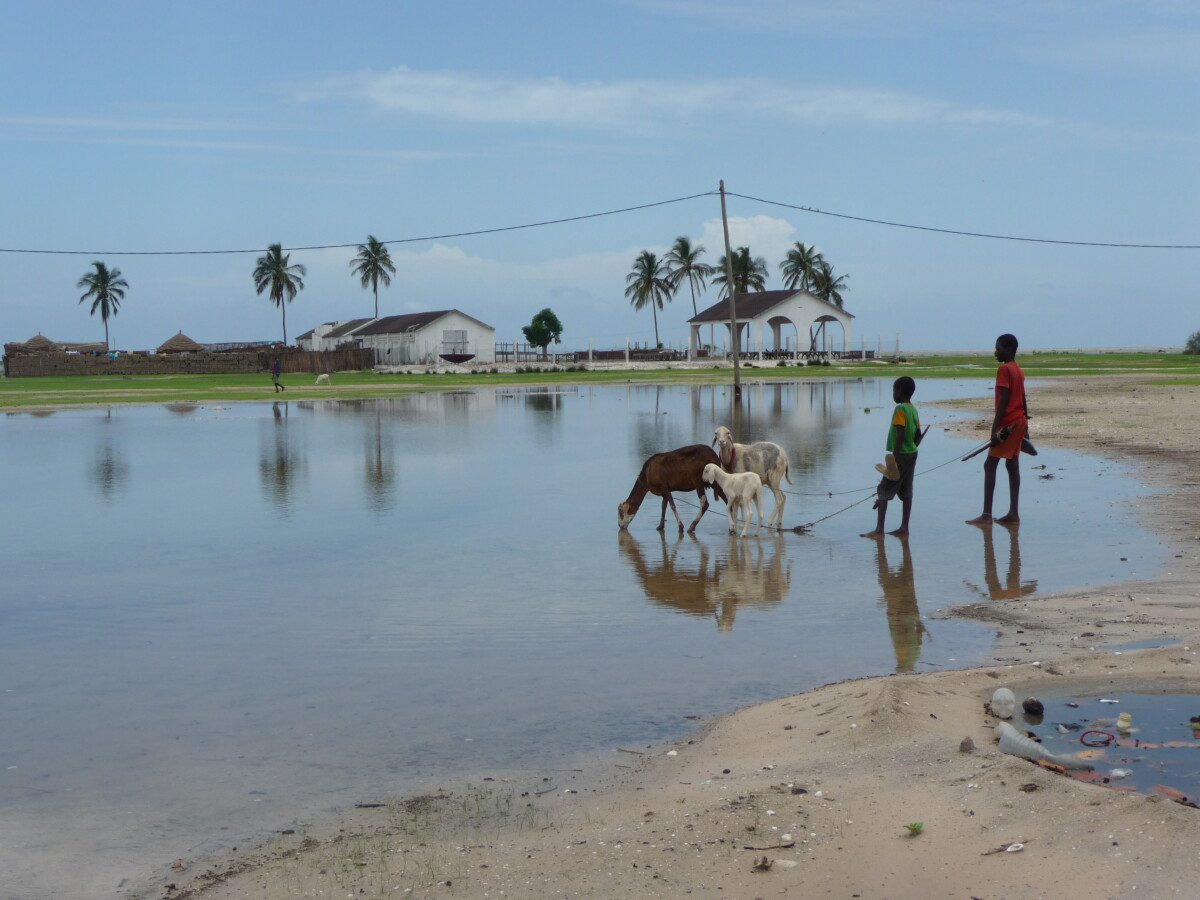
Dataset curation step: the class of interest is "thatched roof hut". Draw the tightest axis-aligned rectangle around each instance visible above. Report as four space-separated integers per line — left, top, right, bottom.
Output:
22 334 57 352
157 331 204 354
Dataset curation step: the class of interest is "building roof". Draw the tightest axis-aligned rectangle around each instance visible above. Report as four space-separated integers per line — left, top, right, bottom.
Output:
294 328 316 342
23 333 58 351
157 331 204 353
688 290 854 323
325 318 376 339
354 309 494 336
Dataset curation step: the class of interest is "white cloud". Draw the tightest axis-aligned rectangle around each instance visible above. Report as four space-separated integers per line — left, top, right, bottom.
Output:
698 215 798 267
299 66 1052 131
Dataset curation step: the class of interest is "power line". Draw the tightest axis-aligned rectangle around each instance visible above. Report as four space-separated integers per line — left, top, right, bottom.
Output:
0 191 718 257
726 190 1200 250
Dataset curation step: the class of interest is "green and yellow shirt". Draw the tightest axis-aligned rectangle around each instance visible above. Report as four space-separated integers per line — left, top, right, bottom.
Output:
887 403 920 455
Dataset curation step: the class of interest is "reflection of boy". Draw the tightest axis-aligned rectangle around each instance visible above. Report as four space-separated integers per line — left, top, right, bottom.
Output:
862 376 928 538
967 334 1027 525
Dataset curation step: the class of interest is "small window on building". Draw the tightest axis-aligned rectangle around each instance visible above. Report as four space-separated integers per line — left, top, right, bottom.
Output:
442 329 468 353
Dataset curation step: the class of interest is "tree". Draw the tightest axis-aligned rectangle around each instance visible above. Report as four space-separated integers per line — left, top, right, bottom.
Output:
522 308 564 358
349 235 396 319
664 236 713 319
712 246 768 299
625 250 673 348
779 241 824 292
1186 330 1200 354
77 261 128 351
253 243 306 345
810 259 848 308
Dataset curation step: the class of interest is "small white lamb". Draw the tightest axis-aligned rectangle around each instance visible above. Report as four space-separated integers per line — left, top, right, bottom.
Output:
702 463 763 537
315 373 330 386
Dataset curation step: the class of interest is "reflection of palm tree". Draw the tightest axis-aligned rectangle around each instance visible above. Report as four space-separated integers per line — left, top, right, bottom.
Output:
259 402 303 511
871 537 926 673
364 409 395 510
617 531 789 631
964 524 1038 600
91 408 128 498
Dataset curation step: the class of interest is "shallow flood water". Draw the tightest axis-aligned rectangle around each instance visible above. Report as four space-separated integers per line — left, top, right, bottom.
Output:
0 379 1164 897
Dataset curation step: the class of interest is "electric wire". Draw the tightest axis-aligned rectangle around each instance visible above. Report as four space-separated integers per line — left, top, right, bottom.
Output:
726 190 1200 250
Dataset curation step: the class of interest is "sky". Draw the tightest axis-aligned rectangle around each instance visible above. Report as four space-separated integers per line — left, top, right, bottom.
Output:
1 0 1198 352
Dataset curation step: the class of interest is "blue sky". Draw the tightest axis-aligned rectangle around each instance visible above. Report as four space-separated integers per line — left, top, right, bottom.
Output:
2 0 1197 351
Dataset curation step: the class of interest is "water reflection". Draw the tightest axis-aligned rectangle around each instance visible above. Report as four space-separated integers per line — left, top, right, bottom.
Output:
870 537 926 672
363 409 395 511
618 531 790 631
964 524 1038 600
91 408 128 498
258 402 305 512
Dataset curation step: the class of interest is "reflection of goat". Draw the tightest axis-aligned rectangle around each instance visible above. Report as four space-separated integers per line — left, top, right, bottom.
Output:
702 463 762 537
618 445 726 533
617 531 790 631
712 425 792 529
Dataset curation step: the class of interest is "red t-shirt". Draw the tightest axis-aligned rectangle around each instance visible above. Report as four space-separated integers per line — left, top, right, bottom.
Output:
995 361 1026 427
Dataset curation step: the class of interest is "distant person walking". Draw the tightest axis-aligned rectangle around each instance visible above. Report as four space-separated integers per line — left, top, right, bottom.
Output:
966 333 1028 526
272 357 285 393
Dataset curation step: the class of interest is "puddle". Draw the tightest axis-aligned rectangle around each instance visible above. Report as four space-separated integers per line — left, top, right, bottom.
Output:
0 379 1166 896
1024 693 1200 805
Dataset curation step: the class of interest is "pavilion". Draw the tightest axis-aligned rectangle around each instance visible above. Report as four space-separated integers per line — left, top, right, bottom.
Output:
687 290 854 360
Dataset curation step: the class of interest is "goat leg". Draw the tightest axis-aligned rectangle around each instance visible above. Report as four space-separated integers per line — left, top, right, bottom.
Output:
666 494 685 532
688 489 707 534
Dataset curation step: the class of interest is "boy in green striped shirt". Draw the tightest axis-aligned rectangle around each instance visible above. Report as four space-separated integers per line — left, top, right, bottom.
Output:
862 376 929 538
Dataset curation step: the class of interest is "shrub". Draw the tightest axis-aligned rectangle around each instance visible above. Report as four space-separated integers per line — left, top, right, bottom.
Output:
776 359 787 367
1186 330 1200 355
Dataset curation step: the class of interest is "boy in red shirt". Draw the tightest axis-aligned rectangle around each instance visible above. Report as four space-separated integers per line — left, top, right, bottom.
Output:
966 333 1028 526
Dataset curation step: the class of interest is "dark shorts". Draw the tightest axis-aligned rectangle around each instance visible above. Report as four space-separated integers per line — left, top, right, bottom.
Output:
877 452 917 502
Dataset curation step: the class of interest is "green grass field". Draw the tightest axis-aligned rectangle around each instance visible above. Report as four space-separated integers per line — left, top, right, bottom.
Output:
2 352 1199 409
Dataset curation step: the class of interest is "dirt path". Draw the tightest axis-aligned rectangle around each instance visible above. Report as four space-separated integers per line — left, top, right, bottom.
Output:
168 376 1200 900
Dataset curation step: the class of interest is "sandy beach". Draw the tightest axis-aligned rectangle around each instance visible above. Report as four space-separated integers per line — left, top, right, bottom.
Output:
168 375 1200 899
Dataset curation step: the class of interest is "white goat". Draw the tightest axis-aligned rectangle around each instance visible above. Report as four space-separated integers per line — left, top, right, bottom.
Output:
712 425 792 529
702 463 763 537
315 373 330 385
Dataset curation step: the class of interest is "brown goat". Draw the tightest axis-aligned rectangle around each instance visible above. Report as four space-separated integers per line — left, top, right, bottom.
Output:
617 444 727 533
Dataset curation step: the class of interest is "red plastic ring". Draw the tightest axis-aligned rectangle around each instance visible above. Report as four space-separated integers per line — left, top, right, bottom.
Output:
1080 730 1115 748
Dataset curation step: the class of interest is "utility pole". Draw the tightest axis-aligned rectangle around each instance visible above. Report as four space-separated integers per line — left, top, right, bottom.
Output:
719 180 741 399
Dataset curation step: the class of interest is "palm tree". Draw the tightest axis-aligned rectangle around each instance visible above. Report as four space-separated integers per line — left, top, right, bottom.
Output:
664 236 713 319
349 235 396 319
779 241 824 292
77 261 128 351
811 260 848 308
712 246 768 299
624 250 673 348
253 243 306 345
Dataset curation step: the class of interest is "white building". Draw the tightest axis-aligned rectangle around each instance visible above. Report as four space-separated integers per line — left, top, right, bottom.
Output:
687 290 854 359
297 310 496 365
295 318 375 352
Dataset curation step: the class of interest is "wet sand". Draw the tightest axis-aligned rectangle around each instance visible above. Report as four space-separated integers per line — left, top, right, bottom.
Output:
172 376 1200 899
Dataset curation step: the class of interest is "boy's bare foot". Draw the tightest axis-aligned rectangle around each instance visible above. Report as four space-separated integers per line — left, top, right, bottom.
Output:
997 514 1020 525
965 515 993 526
860 530 884 538
887 527 909 537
